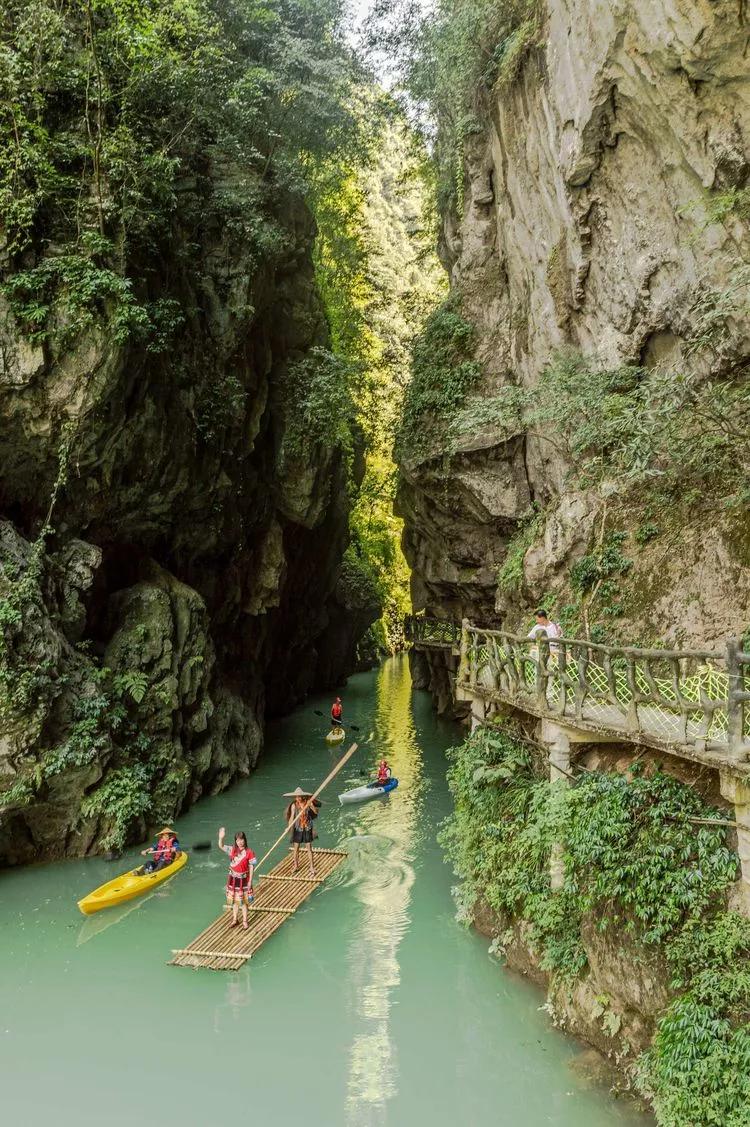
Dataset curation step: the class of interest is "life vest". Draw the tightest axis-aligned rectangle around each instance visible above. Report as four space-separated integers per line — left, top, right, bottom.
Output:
229 846 255 875
377 765 389 783
332 702 342 720
155 837 174 862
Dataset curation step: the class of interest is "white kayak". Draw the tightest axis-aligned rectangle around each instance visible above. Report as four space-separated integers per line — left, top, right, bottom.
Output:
339 778 399 805
325 726 346 744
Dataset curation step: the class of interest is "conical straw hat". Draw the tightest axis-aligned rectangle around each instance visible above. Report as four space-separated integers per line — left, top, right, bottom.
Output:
283 785 312 798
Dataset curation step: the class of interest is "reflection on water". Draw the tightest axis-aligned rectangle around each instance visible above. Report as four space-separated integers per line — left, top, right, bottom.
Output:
76 895 148 946
215 970 254 1030
345 659 423 1124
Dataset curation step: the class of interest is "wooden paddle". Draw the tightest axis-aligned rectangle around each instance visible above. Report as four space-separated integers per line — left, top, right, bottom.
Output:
313 709 359 732
254 740 360 873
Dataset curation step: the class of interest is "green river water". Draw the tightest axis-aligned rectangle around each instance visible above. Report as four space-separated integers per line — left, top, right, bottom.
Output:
1 656 649 1126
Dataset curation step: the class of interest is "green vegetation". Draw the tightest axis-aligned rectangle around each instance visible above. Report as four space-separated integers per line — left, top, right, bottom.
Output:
639 913 750 1126
452 348 750 508
496 506 544 594
398 293 480 457
369 0 540 210
281 347 355 465
0 0 364 345
314 112 444 646
0 0 447 848
681 186 750 231
0 424 75 725
442 722 750 1123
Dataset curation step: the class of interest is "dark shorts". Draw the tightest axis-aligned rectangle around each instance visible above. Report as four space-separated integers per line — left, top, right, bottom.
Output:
291 826 314 844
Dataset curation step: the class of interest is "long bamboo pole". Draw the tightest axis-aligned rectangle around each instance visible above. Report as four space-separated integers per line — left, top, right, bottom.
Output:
255 742 360 873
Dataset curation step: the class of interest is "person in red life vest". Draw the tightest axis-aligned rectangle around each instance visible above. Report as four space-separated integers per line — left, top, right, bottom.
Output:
331 697 343 728
140 827 180 873
376 760 391 786
218 828 257 930
284 786 322 877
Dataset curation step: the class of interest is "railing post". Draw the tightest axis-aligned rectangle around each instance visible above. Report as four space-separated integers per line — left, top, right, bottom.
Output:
625 654 640 736
727 638 744 761
458 618 471 687
536 637 549 711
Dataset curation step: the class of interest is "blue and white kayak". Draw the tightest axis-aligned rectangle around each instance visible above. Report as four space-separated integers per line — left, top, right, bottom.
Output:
338 778 399 805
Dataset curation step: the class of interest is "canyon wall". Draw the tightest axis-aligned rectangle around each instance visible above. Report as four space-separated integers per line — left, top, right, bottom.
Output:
0 180 371 865
399 0 750 688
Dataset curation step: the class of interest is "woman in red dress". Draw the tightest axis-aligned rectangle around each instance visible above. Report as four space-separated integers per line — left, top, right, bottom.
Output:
218 828 257 930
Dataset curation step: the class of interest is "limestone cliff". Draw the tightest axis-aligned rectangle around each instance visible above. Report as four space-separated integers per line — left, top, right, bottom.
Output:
0 183 369 865
398 0 750 681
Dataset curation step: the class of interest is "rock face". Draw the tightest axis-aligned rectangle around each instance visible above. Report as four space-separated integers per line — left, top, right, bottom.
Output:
0 186 372 865
398 0 750 671
474 896 670 1067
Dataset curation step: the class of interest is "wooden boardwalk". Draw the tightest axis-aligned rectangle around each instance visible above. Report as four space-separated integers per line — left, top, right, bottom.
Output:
169 848 347 970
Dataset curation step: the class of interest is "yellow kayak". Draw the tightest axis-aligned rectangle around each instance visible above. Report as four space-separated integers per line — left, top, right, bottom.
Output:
325 726 345 744
77 851 188 915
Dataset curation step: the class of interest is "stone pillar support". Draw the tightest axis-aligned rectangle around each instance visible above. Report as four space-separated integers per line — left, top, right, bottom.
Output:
540 721 571 891
720 770 750 917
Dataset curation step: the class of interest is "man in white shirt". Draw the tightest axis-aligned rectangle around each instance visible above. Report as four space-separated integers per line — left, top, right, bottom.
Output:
527 609 562 649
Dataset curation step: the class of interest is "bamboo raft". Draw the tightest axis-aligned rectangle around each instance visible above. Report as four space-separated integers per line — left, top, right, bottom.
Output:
171 740 359 970
170 848 348 970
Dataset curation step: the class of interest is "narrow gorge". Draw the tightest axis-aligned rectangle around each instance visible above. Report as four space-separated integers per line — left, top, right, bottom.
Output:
2 0 750 1124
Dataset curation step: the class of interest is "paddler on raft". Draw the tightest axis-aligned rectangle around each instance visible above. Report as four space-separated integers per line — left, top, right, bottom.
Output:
284 786 322 877
218 828 257 930
331 696 343 729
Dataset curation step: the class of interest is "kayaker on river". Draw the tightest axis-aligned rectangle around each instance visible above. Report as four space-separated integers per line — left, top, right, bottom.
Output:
140 827 180 873
331 697 343 727
284 786 321 877
218 828 257 930
376 759 391 786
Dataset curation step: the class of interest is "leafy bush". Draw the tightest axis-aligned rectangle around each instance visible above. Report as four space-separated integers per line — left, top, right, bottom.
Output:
442 722 748 1121
194 373 248 444
1 256 182 347
570 531 632 594
399 293 481 456
639 996 750 1126
281 347 355 462
456 349 749 508
338 546 383 612
449 386 526 447
81 764 155 850
42 691 118 779
635 522 660 546
496 506 544 593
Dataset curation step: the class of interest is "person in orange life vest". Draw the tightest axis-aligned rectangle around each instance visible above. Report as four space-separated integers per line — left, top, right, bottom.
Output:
284 786 321 877
331 697 343 727
140 828 180 873
218 828 257 930
376 760 391 786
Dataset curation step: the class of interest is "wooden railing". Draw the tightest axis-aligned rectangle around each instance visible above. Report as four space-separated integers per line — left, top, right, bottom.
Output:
409 617 750 764
404 615 461 649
